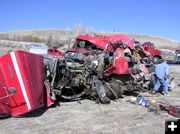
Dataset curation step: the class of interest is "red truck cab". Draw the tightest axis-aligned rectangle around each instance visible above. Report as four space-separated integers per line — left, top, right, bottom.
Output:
47 47 64 58
29 45 63 59
142 42 162 63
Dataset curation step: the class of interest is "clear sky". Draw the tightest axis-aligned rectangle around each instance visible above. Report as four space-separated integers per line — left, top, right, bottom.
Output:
0 0 180 41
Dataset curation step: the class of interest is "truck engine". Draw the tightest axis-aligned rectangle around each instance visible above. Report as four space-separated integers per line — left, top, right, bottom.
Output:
43 44 156 104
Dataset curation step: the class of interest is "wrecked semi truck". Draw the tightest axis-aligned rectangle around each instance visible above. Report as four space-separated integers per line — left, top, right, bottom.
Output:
0 34 156 117
56 34 156 101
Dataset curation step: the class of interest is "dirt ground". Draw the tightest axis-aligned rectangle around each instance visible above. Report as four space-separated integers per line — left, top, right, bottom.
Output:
0 65 180 134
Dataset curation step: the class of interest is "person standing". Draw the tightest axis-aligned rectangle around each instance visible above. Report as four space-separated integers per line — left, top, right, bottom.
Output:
153 59 169 95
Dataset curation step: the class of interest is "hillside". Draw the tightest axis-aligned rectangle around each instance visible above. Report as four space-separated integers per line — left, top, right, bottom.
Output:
0 29 180 56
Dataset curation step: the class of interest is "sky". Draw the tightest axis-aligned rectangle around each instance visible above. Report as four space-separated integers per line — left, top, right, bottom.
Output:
0 0 180 41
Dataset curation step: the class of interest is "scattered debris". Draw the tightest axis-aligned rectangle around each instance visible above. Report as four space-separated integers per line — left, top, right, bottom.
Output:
0 34 176 118
159 101 180 118
129 96 180 118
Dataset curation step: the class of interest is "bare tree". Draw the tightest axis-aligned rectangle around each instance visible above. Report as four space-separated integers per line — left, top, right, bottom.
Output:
46 35 64 48
46 35 54 48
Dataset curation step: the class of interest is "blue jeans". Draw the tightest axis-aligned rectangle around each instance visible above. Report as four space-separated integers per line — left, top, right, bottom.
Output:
154 77 169 94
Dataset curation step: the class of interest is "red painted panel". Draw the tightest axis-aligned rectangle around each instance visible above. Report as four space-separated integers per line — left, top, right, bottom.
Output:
112 48 130 74
0 68 11 116
113 57 129 74
0 50 45 117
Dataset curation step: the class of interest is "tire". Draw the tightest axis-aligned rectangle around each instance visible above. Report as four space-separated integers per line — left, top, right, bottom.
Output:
105 81 124 100
149 74 156 91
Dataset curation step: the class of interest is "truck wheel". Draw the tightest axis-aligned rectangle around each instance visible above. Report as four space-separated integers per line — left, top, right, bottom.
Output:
149 74 156 91
105 81 124 100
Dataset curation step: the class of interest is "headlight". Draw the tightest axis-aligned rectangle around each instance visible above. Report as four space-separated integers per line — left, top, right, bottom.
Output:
91 59 99 68
65 52 84 61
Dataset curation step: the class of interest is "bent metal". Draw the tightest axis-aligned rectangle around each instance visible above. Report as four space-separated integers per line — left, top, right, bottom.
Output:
0 34 158 117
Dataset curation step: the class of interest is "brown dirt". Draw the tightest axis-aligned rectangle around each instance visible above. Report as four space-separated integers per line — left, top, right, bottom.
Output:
1 29 180 50
0 65 180 134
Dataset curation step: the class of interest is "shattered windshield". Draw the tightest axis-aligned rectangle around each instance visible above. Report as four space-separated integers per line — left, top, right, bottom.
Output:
74 40 103 51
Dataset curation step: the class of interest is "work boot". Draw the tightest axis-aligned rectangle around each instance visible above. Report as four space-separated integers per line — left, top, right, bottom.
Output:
152 90 157 94
162 91 170 96
164 93 170 96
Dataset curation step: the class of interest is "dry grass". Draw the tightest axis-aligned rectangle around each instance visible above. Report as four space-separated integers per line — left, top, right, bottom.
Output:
1 29 179 50
0 34 43 43
0 27 180 56
158 45 180 50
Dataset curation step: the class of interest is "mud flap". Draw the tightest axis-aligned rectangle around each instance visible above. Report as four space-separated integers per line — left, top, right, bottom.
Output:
44 81 54 106
92 76 110 104
0 104 10 119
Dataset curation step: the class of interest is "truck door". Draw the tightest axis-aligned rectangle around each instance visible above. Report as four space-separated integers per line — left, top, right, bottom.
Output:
0 51 45 117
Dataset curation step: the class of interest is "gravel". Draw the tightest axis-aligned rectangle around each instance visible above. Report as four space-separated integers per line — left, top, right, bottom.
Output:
0 65 180 134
